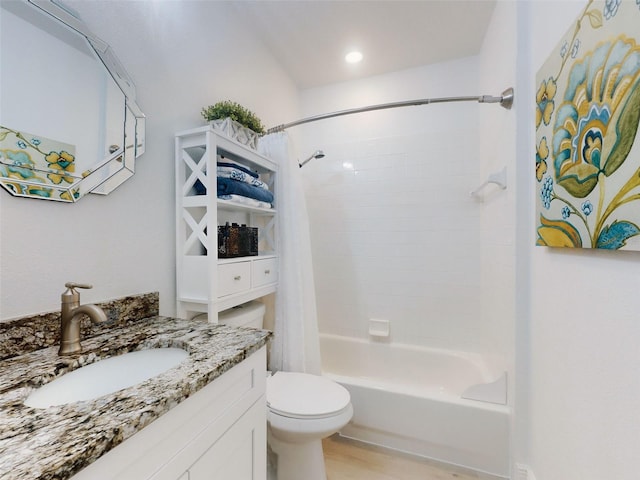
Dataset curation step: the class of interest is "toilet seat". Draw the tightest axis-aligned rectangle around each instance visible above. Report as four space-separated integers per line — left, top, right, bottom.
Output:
267 371 351 420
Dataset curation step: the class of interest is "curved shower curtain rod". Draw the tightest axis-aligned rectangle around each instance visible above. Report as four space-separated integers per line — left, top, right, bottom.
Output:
266 87 514 134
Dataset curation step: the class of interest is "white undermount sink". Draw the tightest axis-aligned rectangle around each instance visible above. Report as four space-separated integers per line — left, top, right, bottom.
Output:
25 348 189 408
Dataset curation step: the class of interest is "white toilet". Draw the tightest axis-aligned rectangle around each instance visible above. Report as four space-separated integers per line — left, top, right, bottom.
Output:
218 301 353 480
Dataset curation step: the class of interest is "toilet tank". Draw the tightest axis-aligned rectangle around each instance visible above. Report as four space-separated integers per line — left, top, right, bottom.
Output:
218 301 265 328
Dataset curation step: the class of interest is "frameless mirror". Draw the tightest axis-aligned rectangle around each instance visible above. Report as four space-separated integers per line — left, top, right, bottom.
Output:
0 0 145 202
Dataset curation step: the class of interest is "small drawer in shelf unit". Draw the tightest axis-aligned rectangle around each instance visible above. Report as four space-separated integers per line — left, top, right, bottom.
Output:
252 257 278 288
216 255 278 294
218 261 251 297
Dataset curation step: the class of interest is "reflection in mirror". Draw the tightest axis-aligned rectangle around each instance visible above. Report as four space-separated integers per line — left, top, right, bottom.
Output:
0 0 145 202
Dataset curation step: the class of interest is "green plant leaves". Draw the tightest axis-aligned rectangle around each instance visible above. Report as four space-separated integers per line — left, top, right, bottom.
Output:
201 101 265 134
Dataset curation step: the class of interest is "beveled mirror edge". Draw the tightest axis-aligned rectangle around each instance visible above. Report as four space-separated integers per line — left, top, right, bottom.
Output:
0 0 146 202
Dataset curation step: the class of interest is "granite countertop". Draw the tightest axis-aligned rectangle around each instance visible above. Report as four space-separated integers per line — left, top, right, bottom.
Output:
0 315 271 480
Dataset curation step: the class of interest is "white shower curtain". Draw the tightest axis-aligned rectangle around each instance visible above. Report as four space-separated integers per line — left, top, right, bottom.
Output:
259 132 321 375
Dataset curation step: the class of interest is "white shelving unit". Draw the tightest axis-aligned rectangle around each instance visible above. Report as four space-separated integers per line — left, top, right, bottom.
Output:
175 126 278 322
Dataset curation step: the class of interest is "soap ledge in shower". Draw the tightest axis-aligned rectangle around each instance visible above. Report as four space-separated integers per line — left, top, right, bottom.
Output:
368 318 390 337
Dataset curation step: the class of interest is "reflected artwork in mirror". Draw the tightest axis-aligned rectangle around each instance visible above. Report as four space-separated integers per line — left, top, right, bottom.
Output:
0 0 145 202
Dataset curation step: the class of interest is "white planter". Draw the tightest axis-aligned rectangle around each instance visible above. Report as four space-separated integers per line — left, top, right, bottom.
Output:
209 117 260 150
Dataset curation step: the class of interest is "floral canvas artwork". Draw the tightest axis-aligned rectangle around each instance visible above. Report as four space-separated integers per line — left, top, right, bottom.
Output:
0 126 81 202
535 0 640 249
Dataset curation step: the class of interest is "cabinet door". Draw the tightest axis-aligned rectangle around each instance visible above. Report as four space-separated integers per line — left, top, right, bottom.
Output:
188 397 266 480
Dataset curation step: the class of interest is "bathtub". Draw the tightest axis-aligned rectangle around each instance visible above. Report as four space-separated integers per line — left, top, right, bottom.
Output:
320 334 510 478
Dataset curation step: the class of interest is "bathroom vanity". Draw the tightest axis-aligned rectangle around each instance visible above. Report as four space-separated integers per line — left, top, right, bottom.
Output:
0 312 270 480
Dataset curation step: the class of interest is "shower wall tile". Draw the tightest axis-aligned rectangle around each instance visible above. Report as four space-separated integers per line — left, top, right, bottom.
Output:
300 57 494 352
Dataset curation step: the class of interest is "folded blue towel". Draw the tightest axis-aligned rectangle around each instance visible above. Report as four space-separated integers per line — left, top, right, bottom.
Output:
217 177 274 203
217 166 269 190
193 161 261 195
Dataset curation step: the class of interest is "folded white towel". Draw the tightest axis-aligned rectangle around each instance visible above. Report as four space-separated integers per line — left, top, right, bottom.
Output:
218 156 258 175
218 194 272 209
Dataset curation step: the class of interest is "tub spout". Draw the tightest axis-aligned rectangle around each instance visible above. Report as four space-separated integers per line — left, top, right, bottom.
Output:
58 283 108 356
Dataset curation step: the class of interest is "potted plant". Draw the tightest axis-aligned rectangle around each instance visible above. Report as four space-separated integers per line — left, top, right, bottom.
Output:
201 101 265 149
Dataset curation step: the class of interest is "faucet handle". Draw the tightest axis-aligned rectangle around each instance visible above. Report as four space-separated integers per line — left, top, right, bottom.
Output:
65 282 93 290
62 282 93 304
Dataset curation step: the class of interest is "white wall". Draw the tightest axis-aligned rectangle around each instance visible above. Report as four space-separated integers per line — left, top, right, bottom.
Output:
296 57 506 354
0 1 299 320
521 1 640 479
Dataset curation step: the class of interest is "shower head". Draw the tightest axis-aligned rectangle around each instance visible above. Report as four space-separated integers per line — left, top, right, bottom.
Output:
299 150 325 168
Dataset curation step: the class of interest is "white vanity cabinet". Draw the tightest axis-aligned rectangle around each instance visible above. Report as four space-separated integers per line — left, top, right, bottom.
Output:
71 347 267 480
175 127 278 322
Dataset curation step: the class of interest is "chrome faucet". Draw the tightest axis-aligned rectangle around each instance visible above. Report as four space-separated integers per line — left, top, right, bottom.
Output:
58 282 108 356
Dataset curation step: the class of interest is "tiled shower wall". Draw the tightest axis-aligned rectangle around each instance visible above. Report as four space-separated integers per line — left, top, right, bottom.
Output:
297 56 494 353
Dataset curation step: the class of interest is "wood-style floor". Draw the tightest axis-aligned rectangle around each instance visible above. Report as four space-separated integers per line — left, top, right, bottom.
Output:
323 435 501 480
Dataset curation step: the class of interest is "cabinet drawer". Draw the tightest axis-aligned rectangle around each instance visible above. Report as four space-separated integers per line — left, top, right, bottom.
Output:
218 262 251 297
252 258 278 288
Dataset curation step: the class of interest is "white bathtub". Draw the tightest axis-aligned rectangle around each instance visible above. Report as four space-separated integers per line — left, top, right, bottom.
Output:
320 334 510 478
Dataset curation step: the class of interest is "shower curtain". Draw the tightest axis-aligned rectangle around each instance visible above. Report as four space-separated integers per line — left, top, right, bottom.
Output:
259 132 321 375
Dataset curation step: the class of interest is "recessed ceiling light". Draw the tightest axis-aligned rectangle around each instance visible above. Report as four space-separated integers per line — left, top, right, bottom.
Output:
345 51 363 64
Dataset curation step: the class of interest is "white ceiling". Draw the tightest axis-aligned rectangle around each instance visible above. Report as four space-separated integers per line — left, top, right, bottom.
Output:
63 0 496 92
231 1 497 89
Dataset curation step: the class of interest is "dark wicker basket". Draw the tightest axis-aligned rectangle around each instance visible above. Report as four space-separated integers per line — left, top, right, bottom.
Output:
218 223 258 258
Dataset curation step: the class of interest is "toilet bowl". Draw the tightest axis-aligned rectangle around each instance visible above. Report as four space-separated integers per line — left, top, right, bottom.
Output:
218 302 354 480
267 371 353 480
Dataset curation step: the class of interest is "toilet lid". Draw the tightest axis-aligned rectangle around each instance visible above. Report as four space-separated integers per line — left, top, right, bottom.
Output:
267 372 351 419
